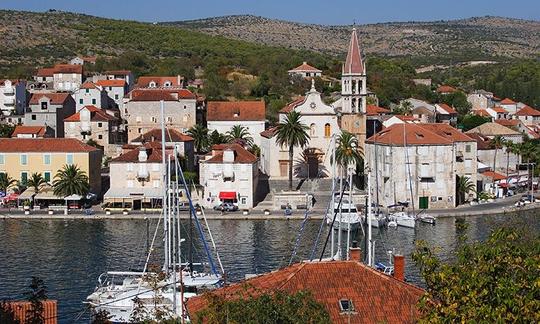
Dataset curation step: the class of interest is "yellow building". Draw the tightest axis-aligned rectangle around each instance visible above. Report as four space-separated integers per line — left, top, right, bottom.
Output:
0 138 102 195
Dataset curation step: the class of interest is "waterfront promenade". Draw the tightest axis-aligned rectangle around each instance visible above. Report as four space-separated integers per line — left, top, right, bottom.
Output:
0 195 537 220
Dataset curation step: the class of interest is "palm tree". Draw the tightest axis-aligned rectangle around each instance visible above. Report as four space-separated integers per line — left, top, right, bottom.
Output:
27 173 46 193
275 111 310 191
491 135 504 172
335 131 362 189
456 175 475 206
226 125 254 147
53 164 90 197
187 124 209 153
0 173 16 193
208 130 228 146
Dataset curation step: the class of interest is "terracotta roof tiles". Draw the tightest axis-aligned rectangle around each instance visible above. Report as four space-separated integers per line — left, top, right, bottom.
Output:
366 105 391 116
53 64 83 74
136 76 183 88
436 85 457 93
64 105 118 122
344 28 364 74
29 92 71 105
131 128 193 143
436 103 457 114
79 81 99 90
482 170 506 181
515 105 540 117
96 79 126 87
366 123 452 146
207 101 265 122
500 98 516 105
11 126 47 138
127 89 196 101
288 62 322 73
419 123 474 142
204 144 258 164
0 138 99 153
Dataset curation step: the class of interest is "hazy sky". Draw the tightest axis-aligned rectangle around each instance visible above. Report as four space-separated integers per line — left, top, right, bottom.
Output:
1 0 538 24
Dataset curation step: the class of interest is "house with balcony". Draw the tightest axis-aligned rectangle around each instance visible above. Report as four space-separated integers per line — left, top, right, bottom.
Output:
0 80 27 117
104 142 171 211
128 128 194 171
0 138 102 195
64 105 121 157
123 89 196 142
25 92 76 138
365 123 477 209
207 101 266 147
199 144 259 209
73 81 109 111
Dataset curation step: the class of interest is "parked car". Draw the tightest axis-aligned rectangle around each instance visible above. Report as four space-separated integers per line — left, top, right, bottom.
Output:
213 203 238 212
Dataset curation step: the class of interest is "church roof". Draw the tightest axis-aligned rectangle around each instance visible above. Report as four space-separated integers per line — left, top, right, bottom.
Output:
343 28 364 75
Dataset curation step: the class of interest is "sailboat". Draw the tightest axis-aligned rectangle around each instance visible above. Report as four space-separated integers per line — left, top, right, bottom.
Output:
86 102 223 323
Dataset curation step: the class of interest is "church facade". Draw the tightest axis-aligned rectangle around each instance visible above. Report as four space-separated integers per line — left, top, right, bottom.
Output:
260 28 367 179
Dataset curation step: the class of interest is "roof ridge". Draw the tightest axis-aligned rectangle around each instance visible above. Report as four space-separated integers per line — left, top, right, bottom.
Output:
277 262 308 290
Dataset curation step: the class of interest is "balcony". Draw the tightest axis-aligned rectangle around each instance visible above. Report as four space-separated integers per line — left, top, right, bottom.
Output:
3 87 14 95
3 97 15 106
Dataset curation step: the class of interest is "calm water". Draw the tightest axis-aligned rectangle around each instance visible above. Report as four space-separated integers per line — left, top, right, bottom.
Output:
0 210 539 323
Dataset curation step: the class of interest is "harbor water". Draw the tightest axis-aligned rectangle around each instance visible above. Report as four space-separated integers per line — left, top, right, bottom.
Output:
0 210 538 322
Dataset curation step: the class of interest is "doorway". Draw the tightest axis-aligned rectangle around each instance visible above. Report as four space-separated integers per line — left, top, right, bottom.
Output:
133 199 142 211
419 196 429 209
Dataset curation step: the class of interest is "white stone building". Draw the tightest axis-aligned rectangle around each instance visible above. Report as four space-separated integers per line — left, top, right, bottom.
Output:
259 83 340 179
52 64 84 92
288 62 322 78
73 82 109 111
515 105 540 125
93 70 135 91
467 90 494 110
136 76 185 89
0 80 27 116
500 98 518 114
69 56 96 65
207 101 266 147
199 144 259 209
365 123 478 209
123 89 197 142
95 79 127 109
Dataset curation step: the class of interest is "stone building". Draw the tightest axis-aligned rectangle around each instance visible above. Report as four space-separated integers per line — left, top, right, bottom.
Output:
25 92 76 138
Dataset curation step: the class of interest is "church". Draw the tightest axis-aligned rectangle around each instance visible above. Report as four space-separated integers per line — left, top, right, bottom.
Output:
259 28 367 180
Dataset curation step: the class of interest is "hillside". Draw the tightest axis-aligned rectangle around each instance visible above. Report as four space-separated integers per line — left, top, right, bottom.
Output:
164 15 540 64
0 10 330 77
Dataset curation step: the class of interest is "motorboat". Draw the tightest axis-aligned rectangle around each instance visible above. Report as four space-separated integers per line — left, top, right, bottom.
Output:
326 198 362 231
389 211 415 228
418 214 436 225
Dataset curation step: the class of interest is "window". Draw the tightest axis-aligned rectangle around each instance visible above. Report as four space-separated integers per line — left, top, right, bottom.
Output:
31 115 36 121
324 123 331 137
164 81 171 87
43 154 51 165
167 116 173 123
151 117 157 123
79 98 84 104
465 145 471 153
0 154 4 164
149 81 156 88
92 99 96 105
85 89 89 94
66 154 74 165
44 171 51 183
21 172 28 185
152 180 160 188
240 197 247 205
98 135 103 140
41 102 48 110
20 154 27 165
138 128 142 134
310 123 316 137
109 87 112 91
339 299 354 313
98 122 103 128
115 94 119 100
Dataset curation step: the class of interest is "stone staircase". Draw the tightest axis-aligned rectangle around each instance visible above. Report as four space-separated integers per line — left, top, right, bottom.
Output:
254 178 335 209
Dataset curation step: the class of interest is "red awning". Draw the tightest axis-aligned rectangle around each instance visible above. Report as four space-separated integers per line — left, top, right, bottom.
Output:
219 192 237 200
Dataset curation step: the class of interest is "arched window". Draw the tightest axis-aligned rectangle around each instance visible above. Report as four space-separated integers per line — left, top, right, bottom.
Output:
324 123 331 137
149 81 156 88
310 123 316 137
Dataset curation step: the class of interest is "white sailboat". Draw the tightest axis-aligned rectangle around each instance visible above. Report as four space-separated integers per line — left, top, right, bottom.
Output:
326 195 362 231
86 101 223 323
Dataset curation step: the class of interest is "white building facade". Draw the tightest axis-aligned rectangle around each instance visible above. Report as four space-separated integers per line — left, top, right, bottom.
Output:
0 80 27 116
73 82 109 111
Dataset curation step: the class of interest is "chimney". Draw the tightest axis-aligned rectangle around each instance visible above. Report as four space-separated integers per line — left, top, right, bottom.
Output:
393 254 405 281
349 240 362 262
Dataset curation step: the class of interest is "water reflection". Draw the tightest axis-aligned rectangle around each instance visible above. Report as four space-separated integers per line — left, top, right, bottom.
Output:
0 210 538 323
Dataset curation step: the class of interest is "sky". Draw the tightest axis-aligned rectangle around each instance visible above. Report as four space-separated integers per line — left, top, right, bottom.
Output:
1 0 538 25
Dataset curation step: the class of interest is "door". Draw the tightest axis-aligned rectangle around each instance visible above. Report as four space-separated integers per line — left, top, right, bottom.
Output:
279 161 288 177
419 196 429 209
133 199 142 211
307 155 318 178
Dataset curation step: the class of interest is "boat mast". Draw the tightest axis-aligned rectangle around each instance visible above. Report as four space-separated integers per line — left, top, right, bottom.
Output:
330 135 336 258
160 100 169 271
346 164 352 259
367 168 373 266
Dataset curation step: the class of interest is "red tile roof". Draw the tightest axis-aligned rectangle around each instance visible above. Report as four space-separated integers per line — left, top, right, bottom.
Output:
6 300 57 324
127 89 196 101
204 144 258 164
29 92 71 105
366 123 452 146
95 79 126 88
53 64 83 74
131 128 193 143
79 81 99 90
207 101 265 121
437 103 457 114
64 105 118 122
495 119 520 127
482 170 506 181
289 62 322 72
500 98 516 105
0 138 99 152
436 85 457 93
395 115 418 122
490 106 507 113
186 261 424 324
419 123 474 142
136 76 183 88
35 68 55 77
260 126 277 139
279 97 305 113
366 105 391 116
473 109 491 117
515 105 540 116
11 126 47 138
344 28 364 74
466 133 493 150
111 143 167 163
